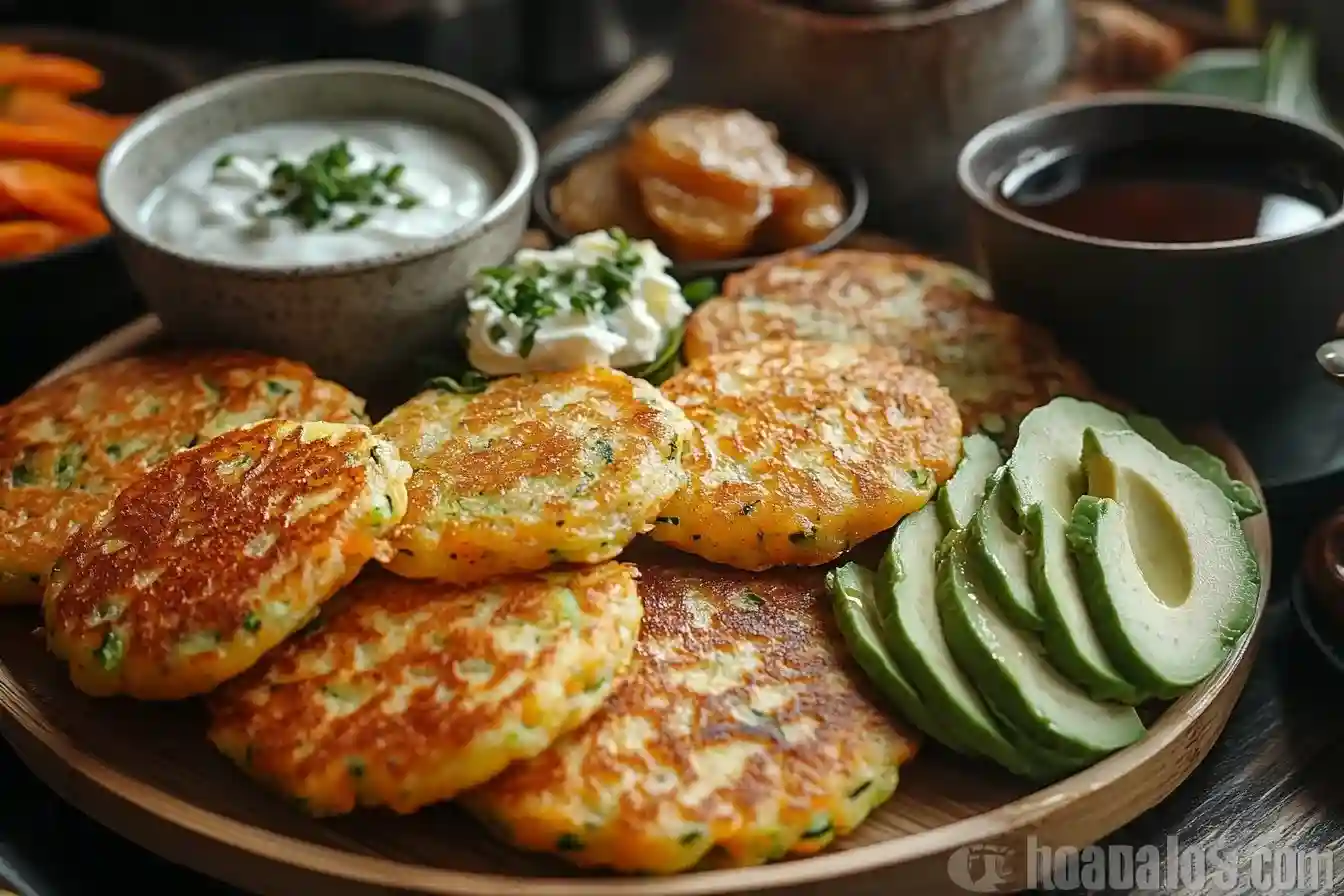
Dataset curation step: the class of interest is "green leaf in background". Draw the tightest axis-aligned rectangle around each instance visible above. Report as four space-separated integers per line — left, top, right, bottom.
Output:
1157 48 1266 103
1261 27 1334 127
1159 26 1338 130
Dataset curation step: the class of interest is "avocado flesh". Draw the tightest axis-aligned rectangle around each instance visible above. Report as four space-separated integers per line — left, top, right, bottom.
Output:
936 433 1002 532
1024 503 1141 705
1006 397 1130 519
967 468 1044 630
999 397 1144 701
877 504 1050 777
1126 412 1262 519
828 563 939 738
937 532 1146 759
1069 428 1260 697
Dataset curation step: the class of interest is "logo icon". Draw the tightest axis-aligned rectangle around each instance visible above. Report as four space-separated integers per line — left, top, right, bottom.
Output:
948 844 1016 892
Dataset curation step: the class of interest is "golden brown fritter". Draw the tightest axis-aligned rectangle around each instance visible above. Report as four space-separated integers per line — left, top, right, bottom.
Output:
649 340 961 570
208 563 642 816
375 367 692 584
0 351 366 604
43 419 408 700
463 563 920 873
685 250 1095 436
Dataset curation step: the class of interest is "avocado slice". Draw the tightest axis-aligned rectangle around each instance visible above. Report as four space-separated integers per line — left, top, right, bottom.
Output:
1126 413 1262 519
1023 503 1142 705
828 563 938 737
936 433 1003 532
937 531 1146 760
1004 397 1130 518
877 504 1054 778
999 397 1144 702
1068 428 1261 698
966 468 1044 630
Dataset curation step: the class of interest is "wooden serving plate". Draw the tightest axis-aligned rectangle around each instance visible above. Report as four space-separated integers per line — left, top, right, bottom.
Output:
0 316 1273 896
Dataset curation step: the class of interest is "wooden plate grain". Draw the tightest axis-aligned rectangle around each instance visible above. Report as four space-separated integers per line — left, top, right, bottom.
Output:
0 316 1273 896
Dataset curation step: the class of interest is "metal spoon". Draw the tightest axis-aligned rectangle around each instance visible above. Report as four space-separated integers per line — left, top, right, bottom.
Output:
1317 339 1344 380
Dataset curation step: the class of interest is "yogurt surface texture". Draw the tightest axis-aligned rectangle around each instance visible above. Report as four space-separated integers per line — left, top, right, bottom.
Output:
139 120 501 267
464 229 691 376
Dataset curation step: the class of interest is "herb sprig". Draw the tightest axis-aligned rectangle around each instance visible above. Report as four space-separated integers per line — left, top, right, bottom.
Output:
218 140 420 231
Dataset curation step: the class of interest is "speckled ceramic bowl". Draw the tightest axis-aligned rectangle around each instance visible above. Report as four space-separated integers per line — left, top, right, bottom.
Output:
99 60 537 393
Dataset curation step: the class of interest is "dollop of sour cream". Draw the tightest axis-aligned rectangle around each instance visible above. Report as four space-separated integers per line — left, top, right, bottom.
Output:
139 121 501 267
464 229 692 376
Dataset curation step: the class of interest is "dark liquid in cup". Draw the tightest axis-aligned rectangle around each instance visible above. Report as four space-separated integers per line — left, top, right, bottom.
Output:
999 142 1341 243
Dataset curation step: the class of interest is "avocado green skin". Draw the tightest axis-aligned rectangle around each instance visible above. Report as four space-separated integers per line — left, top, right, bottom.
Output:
966 469 1045 631
828 563 938 737
935 433 1003 533
936 532 1145 761
875 523 1049 779
980 697 1093 780
1125 413 1262 519
1022 503 1144 705
1066 495 1259 700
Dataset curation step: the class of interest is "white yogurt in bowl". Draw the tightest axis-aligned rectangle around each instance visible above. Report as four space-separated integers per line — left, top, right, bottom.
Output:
138 121 501 267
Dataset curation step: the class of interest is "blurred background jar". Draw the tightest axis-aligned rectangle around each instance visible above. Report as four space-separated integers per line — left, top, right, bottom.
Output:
0 0 679 96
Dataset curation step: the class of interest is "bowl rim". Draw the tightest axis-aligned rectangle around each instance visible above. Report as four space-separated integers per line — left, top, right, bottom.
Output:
957 90 1344 254
98 59 539 279
531 114 868 280
0 25 203 274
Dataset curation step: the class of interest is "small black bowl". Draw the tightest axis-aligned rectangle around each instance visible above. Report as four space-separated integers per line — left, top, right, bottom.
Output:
531 115 868 281
959 92 1344 421
0 27 200 400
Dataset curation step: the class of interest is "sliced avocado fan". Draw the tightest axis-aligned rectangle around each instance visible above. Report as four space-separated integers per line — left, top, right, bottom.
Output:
999 398 1143 704
828 563 937 737
875 435 1072 780
1126 413 1263 519
1068 428 1261 698
937 531 1146 760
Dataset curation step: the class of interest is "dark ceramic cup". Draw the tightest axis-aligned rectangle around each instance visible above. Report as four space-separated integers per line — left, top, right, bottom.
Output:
959 93 1344 421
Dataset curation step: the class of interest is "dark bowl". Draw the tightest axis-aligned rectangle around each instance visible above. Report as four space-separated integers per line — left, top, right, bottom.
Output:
0 27 200 400
959 92 1344 421
531 115 868 282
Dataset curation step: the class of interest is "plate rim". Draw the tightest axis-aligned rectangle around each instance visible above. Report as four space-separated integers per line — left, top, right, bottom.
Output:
0 315 1274 896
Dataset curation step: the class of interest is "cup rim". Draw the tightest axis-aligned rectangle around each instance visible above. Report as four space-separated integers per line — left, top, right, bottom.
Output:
98 59 539 279
957 90 1344 253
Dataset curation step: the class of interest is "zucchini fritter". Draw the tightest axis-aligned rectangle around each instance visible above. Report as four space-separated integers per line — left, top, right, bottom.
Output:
684 250 1093 435
209 563 642 816
0 351 365 604
464 563 919 873
43 419 408 700
375 367 692 584
650 340 961 570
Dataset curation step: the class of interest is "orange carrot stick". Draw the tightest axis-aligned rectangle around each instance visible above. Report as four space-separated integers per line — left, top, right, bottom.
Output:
0 162 107 235
0 160 98 204
0 51 103 95
0 220 70 258
0 121 109 170
3 88 125 140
